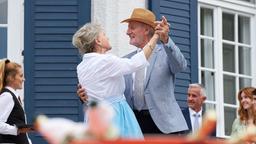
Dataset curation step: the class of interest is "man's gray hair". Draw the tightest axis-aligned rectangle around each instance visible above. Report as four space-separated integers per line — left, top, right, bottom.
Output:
189 83 206 96
72 23 103 55
136 22 155 38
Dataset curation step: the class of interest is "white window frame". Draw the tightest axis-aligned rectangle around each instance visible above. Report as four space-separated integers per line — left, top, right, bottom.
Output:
198 0 256 138
0 0 8 58
221 0 256 6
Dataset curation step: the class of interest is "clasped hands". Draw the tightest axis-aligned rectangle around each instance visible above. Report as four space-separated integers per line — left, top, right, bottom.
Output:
154 16 170 44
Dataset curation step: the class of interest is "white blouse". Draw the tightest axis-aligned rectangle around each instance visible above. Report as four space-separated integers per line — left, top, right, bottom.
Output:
77 51 148 101
0 86 19 135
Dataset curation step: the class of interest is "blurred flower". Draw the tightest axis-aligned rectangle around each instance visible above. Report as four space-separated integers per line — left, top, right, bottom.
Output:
35 101 119 144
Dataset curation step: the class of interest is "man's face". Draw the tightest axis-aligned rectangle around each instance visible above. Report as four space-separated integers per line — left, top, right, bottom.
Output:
187 87 205 112
126 21 148 48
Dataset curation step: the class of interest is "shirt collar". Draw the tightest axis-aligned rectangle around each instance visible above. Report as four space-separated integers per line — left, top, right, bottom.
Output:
5 86 19 96
82 53 101 59
189 107 202 117
137 48 142 53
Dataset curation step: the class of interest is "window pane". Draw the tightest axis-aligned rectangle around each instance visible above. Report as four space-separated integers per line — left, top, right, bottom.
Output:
239 46 251 75
238 16 250 44
0 27 7 58
223 13 235 41
201 71 215 101
201 39 214 68
239 77 251 89
201 8 213 37
223 43 235 72
205 103 216 112
223 75 236 104
224 107 236 136
0 0 8 24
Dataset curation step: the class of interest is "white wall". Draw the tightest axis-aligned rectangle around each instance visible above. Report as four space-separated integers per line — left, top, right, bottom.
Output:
8 0 24 64
7 0 24 100
91 0 147 56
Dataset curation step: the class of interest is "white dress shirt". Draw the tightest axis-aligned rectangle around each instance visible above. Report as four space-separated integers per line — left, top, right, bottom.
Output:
0 86 19 135
189 108 202 133
132 48 148 110
77 51 148 101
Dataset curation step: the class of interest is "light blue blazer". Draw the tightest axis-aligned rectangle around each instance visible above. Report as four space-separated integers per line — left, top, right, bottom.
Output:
124 38 188 133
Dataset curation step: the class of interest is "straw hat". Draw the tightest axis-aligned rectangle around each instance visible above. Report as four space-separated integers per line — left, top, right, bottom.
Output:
121 8 156 28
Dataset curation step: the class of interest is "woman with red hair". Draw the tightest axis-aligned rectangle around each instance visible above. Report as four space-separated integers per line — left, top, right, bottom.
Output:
231 87 256 137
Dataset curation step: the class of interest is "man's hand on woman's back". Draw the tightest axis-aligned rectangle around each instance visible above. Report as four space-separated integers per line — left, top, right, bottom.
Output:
77 84 88 103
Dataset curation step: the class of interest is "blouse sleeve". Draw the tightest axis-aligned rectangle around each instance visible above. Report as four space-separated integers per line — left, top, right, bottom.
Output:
100 51 149 77
0 92 18 135
230 118 240 138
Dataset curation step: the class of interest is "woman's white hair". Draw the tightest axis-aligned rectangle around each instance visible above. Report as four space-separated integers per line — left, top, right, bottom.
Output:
72 22 103 54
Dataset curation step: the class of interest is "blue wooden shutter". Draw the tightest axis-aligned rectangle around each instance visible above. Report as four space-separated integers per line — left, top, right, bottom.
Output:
149 0 198 108
24 0 90 143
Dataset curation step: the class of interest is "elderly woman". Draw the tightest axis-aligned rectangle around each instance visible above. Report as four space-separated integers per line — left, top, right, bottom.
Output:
231 87 256 138
72 22 159 139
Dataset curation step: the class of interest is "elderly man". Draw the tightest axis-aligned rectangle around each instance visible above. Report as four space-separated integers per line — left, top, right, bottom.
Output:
78 8 188 134
182 84 206 134
182 83 216 136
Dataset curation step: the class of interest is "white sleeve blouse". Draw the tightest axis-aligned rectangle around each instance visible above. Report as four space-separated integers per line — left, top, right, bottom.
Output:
0 87 18 135
77 51 149 100
98 51 149 77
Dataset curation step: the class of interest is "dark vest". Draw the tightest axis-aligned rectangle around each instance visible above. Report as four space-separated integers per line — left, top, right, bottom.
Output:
0 88 29 144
